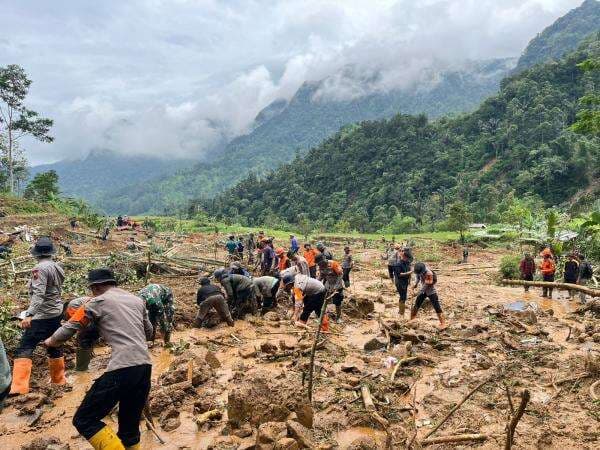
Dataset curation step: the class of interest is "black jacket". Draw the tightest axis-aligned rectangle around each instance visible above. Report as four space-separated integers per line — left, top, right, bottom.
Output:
196 284 223 305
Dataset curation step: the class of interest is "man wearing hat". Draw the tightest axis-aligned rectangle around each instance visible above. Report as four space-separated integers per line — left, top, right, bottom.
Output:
45 268 153 450
9 236 66 396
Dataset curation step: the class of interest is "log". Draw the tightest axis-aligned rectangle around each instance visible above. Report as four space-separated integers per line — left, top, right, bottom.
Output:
501 279 600 297
505 389 530 450
421 434 488 446
307 292 335 402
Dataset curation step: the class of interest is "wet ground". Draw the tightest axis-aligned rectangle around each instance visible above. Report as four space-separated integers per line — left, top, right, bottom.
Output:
0 221 598 449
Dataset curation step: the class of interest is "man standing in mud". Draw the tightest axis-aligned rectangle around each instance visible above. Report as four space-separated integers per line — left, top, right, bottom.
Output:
138 283 175 345
9 237 66 396
45 268 153 450
411 262 446 329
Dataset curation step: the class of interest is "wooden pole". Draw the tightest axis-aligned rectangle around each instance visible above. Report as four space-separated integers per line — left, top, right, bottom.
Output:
505 389 530 450
307 292 335 402
501 279 600 297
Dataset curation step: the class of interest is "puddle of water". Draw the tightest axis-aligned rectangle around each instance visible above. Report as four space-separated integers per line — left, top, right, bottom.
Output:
335 426 387 449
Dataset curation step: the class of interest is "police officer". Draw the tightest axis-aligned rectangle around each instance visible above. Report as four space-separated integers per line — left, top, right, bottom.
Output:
10 237 66 395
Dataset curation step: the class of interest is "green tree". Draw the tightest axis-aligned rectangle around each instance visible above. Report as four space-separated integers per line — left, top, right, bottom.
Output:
571 58 600 136
0 64 53 192
24 170 59 201
446 201 473 242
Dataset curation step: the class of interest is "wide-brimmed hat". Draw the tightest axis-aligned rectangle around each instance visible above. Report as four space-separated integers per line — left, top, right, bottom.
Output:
87 268 117 286
30 237 56 257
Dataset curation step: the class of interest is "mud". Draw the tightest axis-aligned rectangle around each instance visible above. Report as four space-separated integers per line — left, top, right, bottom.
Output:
1 217 599 449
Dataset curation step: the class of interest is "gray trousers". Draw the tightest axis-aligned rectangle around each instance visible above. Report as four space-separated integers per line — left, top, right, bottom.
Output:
196 294 233 325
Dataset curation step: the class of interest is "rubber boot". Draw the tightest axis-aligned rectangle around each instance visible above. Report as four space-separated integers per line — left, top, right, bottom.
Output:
335 304 342 323
76 348 93 371
163 330 171 346
48 357 67 385
320 314 330 332
88 426 125 450
9 358 32 395
398 301 405 317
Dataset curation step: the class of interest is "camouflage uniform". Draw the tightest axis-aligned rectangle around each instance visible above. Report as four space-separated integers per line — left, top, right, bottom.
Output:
138 284 175 343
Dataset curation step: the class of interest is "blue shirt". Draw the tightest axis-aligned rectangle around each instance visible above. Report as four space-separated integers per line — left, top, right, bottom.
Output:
290 237 299 252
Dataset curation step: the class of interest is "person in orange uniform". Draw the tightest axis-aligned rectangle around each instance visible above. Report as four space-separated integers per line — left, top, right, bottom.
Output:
303 243 319 278
539 249 556 298
275 247 291 275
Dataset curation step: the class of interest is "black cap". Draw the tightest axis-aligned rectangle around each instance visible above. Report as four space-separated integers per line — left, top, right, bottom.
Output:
87 268 117 286
315 254 327 265
199 277 210 285
30 237 56 257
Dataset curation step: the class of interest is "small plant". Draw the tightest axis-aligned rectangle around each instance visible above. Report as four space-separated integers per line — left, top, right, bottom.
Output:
0 299 21 348
499 254 522 279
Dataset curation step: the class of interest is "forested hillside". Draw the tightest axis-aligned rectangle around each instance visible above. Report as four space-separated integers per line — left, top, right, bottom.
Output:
515 0 600 72
30 149 196 206
97 60 513 214
205 38 600 232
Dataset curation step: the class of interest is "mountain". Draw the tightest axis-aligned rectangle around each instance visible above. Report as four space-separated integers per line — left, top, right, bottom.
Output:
99 59 514 214
515 0 600 72
30 149 197 208
205 37 600 231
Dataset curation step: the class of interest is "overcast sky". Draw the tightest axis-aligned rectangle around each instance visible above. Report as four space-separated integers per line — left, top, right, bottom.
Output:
0 0 584 164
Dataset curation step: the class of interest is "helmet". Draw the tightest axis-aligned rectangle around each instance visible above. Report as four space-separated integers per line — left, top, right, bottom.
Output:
213 268 227 281
282 273 296 285
275 247 286 256
413 262 426 274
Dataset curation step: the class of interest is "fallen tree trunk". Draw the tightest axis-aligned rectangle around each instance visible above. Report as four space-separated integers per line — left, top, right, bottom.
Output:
421 434 488 446
501 279 600 297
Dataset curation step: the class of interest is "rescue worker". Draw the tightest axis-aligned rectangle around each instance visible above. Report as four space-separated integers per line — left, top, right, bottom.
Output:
245 233 256 264
138 283 175 345
563 254 579 299
519 253 536 292
303 243 319 278
290 235 300 254
260 241 275 275
236 237 245 260
44 268 153 450
315 242 333 260
282 273 328 330
540 249 556 298
316 254 344 323
291 253 310 276
341 246 354 288
213 268 257 317
577 255 593 304
412 262 446 329
382 243 395 280
225 236 237 256
195 277 234 327
65 297 99 371
275 247 291 275
394 249 412 316
10 237 66 396
0 338 10 411
253 275 280 311
229 261 251 277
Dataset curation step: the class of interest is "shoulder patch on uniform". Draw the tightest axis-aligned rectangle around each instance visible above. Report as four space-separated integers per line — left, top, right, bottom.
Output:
32 269 40 280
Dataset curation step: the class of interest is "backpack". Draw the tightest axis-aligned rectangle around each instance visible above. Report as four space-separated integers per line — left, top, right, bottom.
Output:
580 262 593 279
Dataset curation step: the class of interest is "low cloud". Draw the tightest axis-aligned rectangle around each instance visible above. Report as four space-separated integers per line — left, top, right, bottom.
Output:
0 0 583 164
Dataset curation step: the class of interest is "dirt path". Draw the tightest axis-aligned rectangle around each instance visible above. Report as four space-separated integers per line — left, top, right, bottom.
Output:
1 229 598 449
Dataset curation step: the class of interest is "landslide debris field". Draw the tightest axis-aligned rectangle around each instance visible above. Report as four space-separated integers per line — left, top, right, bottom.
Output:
0 215 599 450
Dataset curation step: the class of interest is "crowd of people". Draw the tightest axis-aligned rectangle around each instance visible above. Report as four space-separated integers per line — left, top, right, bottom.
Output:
519 247 593 302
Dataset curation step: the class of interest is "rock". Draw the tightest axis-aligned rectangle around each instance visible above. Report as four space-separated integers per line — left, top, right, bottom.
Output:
278 338 298 351
295 404 314 429
21 437 69 450
263 311 280 322
592 333 600 343
257 422 288 444
238 439 256 450
274 438 299 450
239 345 258 359
207 436 241 450
228 371 307 428
159 352 214 387
234 423 254 438
286 420 316 449
347 437 378 450
159 407 181 432
349 297 375 316
205 350 222 369
260 342 278 354
363 338 387 352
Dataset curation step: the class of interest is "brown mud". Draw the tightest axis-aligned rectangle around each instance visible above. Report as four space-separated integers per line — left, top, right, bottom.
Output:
0 216 598 449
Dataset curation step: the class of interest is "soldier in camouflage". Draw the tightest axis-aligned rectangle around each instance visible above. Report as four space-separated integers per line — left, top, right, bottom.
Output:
138 283 175 344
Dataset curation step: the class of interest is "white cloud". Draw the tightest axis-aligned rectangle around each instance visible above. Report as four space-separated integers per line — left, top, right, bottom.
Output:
0 0 585 164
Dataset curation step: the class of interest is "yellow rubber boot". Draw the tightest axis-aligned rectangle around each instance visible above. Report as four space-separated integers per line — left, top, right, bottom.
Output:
88 426 125 450
9 358 32 395
48 357 67 385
